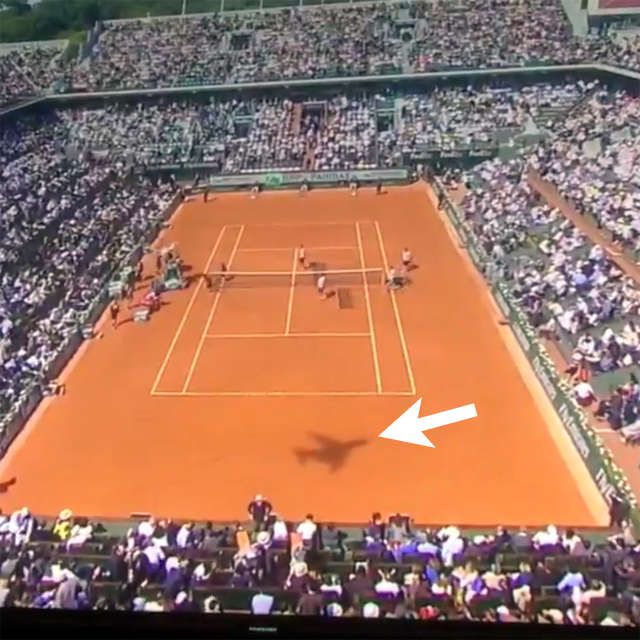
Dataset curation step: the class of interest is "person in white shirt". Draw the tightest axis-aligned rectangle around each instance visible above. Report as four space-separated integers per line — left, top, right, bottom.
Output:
142 543 165 577
137 517 155 542
272 516 289 542
316 274 327 298
387 266 405 290
574 380 597 408
66 522 94 551
8 507 33 547
401 248 412 269
440 530 463 567
375 570 400 596
296 514 317 545
251 592 274 614
176 522 194 548
298 244 307 270
533 524 559 548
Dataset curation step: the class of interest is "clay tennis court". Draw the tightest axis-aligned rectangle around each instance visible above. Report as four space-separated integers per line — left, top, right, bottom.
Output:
0 182 609 526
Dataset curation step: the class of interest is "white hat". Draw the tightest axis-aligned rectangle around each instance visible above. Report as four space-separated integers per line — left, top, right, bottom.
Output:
362 602 380 618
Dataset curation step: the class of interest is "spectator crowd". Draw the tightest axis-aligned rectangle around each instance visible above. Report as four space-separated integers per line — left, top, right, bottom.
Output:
456 82 640 457
378 82 588 163
1 81 595 175
0 500 639 627
0 44 67 108
0 111 177 445
3 1 640 106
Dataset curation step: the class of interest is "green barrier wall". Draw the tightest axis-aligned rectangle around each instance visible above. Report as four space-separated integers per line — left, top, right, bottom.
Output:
434 179 639 528
141 167 412 191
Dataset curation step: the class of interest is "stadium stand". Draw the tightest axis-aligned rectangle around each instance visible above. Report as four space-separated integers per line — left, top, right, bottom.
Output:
2 1 640 104
0 81 591 173
0 109 177 435
2 3 640 629
377 82 591 165
0 504 639 625
457 83 640 448
70 4 404 92
0 41 68 108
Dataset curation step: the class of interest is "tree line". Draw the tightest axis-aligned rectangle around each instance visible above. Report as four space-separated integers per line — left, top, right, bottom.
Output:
0 0 185 43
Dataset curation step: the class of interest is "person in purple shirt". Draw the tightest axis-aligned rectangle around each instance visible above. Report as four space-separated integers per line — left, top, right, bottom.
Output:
424 559 439 586
557 568 586 594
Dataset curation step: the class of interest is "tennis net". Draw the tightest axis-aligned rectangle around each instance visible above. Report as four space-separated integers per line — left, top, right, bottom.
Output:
204 268 385 289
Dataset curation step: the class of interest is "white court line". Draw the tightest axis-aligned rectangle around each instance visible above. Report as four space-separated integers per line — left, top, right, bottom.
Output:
284 248 297 334
150 225 229 394
204 332 371 338
355 221 382 394
236 246 357 252
593 428 616 434
152 390 415 397
245 221 372 227
374 220 417 396
182 225 245 392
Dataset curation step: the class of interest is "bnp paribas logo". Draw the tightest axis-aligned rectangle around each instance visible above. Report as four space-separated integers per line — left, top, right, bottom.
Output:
262 173 284 187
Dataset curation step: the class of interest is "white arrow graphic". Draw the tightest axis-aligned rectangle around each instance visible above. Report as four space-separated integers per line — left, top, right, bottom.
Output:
379 399 477 447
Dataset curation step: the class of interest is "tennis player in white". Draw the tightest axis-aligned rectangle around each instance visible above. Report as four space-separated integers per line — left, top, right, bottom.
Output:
317 274 327 298
298 244 307 269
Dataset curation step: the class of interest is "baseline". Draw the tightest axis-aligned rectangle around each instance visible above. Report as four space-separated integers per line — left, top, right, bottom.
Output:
205 333 371 338
151 390 415 398
236 246 357 252
245 221 374 227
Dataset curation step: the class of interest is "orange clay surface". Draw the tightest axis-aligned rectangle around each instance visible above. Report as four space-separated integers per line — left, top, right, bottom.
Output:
0 183 604 526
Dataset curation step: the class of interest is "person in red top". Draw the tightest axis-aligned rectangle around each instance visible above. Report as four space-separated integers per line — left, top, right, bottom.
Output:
577 361 591 383
110 300 120 329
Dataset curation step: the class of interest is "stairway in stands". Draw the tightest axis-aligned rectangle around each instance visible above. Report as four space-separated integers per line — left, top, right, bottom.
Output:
292 103 302 137
301 101 328 171
303 139 315 170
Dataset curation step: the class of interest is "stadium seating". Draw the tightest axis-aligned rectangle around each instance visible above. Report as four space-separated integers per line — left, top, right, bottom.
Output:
2 1 640 105
459 85 640 436
0 41 67 108
1 506 638 625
